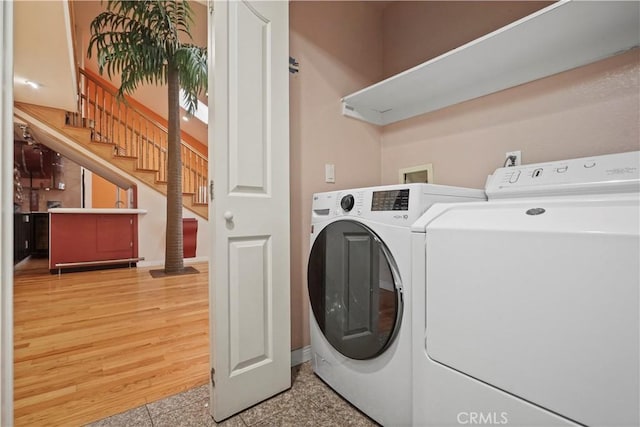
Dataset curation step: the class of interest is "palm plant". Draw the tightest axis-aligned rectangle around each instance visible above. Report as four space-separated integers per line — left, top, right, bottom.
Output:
87 0 207 274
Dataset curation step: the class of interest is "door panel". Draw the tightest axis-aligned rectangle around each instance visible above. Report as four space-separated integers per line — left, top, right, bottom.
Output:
345 234 375 336
228 237 271 374
229 1 268 194
210 0 290 421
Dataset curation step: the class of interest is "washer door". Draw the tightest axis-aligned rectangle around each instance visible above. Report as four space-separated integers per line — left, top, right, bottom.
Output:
308 220 402 360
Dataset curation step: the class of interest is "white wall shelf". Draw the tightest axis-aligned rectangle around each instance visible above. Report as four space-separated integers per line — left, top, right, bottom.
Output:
341 0 640 126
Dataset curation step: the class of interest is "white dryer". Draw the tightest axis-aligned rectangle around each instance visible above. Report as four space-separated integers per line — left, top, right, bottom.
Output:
411 151 640 426
308 184 485 426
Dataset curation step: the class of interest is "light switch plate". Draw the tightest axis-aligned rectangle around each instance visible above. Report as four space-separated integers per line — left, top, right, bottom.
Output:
325 164 335 183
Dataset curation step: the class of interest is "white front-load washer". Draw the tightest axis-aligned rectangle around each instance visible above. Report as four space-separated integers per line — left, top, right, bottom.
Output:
308 184 485 426
411 151 640 426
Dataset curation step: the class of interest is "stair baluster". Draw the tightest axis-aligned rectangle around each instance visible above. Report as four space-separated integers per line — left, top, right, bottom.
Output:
73 68 208 208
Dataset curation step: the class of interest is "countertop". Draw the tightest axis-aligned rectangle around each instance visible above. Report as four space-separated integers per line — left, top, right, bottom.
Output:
15 211 49 214
48 208 148 214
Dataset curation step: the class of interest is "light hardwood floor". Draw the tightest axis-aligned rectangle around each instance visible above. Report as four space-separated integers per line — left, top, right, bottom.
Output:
13 259 210 426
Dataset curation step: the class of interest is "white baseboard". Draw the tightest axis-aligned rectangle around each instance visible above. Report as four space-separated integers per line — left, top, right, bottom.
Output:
138 256 209 268
137 259 164 268
185 256 209 265
291 345 312 366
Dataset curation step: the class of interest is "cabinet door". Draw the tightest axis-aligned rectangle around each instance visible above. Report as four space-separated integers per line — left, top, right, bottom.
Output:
49 214 135 268
31 213 48 257
13 214 31 264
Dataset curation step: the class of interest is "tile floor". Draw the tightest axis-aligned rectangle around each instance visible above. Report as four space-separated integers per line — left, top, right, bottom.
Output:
86 362 379 427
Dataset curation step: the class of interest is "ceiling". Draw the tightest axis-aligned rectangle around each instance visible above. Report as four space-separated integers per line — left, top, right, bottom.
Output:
13 0 77 112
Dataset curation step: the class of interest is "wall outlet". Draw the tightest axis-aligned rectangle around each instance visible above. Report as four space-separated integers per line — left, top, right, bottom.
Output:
505 150 522 167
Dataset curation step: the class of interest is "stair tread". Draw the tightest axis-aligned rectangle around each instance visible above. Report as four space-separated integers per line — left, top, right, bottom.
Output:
63 124 89 130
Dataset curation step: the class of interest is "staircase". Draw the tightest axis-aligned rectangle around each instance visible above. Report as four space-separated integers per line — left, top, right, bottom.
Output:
15 69 209 219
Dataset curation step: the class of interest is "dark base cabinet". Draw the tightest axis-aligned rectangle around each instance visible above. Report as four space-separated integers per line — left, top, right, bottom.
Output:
14 213 32 264
31 213 49 257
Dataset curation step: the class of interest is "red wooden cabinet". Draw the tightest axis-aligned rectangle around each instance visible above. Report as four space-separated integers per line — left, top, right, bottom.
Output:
49 212 140 272
183 218 198 258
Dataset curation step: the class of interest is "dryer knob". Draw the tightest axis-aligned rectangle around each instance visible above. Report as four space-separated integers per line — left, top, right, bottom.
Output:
340 194 355 212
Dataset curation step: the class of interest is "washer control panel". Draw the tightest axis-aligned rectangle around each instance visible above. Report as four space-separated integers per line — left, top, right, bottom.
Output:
486 151 639 198
311 184 486 227
311 185 419 225
371 189 410 211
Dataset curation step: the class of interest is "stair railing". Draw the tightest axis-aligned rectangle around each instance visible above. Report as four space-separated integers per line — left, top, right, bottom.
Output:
71 68 208 205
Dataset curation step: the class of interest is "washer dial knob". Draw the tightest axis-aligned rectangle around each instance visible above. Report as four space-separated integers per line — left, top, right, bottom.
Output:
340 194 355 212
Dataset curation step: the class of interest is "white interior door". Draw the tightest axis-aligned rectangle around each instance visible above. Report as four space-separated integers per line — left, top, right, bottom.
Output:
208 0 290 422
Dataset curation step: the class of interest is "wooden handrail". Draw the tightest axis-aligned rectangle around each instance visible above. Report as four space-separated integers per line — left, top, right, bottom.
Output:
83 97 169 156
74 68 208 205
79 69 208 157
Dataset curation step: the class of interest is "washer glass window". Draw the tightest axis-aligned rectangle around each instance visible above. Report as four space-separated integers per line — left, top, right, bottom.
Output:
307 220 402 360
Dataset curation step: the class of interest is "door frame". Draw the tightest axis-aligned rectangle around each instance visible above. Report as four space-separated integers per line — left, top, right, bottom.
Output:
1 1 15 424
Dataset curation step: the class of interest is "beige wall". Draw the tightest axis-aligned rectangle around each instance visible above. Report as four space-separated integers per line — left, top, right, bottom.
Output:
382 1 552 78
381 49 640 188
380 1 639 188
135 176 209 267
290 2 640 351
289 1 384 350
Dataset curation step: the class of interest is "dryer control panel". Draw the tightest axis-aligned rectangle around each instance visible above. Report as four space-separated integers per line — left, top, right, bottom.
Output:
486 151 640 199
